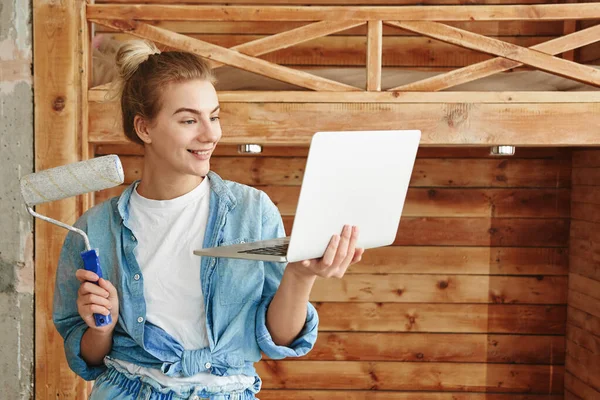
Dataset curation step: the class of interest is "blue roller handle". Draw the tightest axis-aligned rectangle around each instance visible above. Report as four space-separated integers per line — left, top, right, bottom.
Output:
80 249 113 327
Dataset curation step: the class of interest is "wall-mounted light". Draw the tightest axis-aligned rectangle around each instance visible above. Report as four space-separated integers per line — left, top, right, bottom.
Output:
490 145 515 156
238 144 263 154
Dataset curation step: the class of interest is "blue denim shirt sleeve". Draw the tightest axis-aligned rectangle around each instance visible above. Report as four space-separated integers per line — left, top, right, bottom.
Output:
255 193 319 359
52 222 107 381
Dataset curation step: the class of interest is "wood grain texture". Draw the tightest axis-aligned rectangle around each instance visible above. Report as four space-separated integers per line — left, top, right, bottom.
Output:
34 0 89 398
89 100 600 146
567 149 600 399
314 303 566 333
255 360 564 392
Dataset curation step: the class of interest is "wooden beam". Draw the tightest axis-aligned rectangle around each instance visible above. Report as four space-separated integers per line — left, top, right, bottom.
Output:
367 20 383 91
106 32 555 68
93 20 567 37
562 0 578 62
93 0 565 4
90 19 359 92
89 90 600 103
34 0 89 398
389 21 600 88
212 20 365 69
89 99 600 146
86 4 600 21
389 22 600 91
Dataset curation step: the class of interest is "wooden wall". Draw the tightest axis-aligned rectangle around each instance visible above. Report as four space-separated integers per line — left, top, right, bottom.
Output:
565 150 600 400
96 144 570 399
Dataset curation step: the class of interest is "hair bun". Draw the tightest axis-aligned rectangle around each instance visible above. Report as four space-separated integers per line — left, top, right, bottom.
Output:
115 39 161 82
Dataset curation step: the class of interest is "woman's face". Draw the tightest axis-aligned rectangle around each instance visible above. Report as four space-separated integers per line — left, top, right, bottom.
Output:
141 79 221 178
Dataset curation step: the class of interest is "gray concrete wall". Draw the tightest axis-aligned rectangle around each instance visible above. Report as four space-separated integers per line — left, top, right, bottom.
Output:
0 0 34 398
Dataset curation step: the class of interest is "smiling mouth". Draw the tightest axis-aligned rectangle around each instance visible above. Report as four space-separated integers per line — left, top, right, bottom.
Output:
187 149 212 155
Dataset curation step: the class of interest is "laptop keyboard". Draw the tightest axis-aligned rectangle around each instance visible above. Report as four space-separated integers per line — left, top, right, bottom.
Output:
238 243 289 256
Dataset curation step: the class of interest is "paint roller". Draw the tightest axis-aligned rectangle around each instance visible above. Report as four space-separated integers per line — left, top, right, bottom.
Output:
20 155 125 327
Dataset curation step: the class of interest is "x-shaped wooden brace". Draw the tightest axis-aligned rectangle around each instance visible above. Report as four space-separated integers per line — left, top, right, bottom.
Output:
387 21 600 91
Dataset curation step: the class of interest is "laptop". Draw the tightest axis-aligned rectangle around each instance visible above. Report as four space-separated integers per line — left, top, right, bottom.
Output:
194 130 421 263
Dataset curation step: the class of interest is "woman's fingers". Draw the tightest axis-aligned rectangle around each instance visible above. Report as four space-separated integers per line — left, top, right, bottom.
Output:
78 281 110 299
79 293 112 309
353 247 364 264
335 226 359 277
321 233 340 268
75 269 99 283
332 225 352 266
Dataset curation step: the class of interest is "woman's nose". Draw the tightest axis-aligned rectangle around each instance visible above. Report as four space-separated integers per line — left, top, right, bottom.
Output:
198 120 220 141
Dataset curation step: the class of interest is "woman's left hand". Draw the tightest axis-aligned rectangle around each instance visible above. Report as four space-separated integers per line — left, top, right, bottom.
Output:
286 224 364 279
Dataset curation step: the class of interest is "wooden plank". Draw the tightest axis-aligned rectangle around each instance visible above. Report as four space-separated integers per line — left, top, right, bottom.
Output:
367 20 383 91
566 354 600 394
567 325 600 355
565 372 600 400
571 202 600 223
572 186 600 205
255 361 564 392
579 40 600 64
86 4 600 21
301 332 564 364
573 150 600 168
94 19 566 37
391 23 600 91
107 32 553 68
569 254 600 283
569 273 600 302
89 101 600 146
562 1 578 63
572 168 600 186
570 220 600 243
566 342 600 391
90 19 359 92
309 274 567 304
210 20 365 68
34 0 89 398
94 0 563 5
350 247 569 276
117 155 571 188
88 89 600 104
389 21 600 87
258 392 563 400
568 307 600 340
387 217 570 247
314 303 566 333
94 143 571 159
566 390 584 400
569 238 600 262
568 290 600 319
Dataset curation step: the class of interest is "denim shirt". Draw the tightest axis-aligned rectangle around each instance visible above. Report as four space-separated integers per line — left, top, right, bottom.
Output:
53 171 319 381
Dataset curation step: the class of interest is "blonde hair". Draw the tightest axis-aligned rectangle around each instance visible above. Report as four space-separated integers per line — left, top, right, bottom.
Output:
112 40 216 145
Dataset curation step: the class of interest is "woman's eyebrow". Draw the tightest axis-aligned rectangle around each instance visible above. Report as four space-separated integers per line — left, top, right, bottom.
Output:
172 105 220 116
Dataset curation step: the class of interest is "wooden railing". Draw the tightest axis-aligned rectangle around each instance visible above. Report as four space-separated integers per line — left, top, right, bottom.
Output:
88 3 600 92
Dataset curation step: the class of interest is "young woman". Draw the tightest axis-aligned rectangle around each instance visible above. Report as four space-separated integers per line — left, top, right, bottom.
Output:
53 40 364 400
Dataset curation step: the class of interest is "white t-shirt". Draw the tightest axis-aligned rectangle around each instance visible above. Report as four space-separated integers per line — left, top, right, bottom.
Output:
112 178 255 389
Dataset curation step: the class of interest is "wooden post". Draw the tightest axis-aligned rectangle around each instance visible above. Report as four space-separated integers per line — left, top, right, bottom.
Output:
33 0 89 398
367 20 383 91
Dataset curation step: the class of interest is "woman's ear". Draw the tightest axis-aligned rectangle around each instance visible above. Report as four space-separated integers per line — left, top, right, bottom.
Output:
133 115 152 144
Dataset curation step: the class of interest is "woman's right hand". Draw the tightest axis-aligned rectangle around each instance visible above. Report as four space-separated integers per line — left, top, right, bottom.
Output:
75 269 119 332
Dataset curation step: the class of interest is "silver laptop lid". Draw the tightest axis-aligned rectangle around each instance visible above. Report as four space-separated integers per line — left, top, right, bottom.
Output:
286 130 421 263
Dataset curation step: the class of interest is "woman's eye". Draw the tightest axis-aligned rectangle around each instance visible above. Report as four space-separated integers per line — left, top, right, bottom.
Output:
210 116 220 122
182 120 196 124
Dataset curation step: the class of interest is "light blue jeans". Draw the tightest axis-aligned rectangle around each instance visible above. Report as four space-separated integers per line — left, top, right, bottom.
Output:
90 366 259 400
